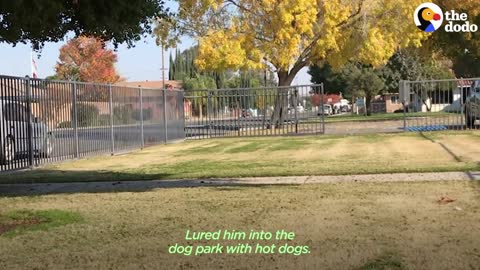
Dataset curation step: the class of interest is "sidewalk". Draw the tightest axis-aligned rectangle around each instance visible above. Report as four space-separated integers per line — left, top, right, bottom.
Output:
1 171 479 196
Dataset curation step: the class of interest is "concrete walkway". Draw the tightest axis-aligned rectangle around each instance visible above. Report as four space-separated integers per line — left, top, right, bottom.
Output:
1 171 479 196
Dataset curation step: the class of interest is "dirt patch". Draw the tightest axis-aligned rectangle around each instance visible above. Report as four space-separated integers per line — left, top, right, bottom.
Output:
0 216 46 235
437 196 456 205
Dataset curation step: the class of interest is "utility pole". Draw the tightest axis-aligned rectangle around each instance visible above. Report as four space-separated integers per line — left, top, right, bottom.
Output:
162 44 165 89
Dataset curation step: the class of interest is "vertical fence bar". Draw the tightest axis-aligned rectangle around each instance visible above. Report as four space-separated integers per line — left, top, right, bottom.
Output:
321 83 325 134
71 82 79 158
183 95 188 139
109 84 115 155
163 88 168 143
207 91 211 138
139 88 144 149
25 77 34 168
294 88 298 134
401 80 407 132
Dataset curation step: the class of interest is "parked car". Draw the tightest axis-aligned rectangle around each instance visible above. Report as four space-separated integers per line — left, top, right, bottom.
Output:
317 104 333 116
465 81 480 128
241 109 251 118
0 100 54 164
288 105 305 114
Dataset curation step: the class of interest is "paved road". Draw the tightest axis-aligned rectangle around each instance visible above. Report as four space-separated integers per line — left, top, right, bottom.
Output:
1 171 478 196
0 122 186 172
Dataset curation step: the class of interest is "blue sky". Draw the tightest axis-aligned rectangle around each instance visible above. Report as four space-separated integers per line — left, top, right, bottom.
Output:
0 1 311 85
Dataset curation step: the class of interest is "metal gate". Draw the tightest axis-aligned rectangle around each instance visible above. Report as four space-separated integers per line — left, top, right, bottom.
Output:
184 84 325 139
400 78 480 131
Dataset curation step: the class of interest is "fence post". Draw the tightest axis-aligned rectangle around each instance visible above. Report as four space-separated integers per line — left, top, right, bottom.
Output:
181 91 186 140
163 88 168 144
109 84 115 155
25 77 34 167
294 88 298 134
320 83 325 134
71 82 79 158
139 88 144 149
400 80 407 132
207 91 211 138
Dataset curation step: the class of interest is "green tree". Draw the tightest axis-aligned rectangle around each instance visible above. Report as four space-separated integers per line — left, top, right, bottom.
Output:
171 46 276 90
342 64 385 116
428 2 480 78
183 75 217 117
0 0 169 50
169 52 175 80
382 49 454 92
308 63 348 95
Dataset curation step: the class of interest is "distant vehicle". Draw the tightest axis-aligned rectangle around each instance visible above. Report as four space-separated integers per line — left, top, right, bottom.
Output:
317 104 333 116
288 105 305 114
0 100 54 164
241 109 251 118
465 81 480 128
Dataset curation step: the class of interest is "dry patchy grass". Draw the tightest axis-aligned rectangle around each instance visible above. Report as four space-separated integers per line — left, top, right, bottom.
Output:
0 181 479 269
2 131 480 183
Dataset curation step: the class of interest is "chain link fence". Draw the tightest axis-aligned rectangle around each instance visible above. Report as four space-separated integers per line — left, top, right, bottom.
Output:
0 75 184 172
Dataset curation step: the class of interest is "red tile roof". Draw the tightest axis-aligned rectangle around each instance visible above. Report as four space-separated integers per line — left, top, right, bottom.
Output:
458 79 474 88
322 94 342 104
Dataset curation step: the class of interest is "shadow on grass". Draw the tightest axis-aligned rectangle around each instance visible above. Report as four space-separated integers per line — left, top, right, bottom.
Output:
0 169 301 197
0 169 173 184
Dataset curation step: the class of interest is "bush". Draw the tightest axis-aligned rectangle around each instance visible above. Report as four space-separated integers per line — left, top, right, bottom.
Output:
133 108 153 121
98 114 111 126
75 103 100 127
394 108 408 113
113 105 135 124
57 121 72 128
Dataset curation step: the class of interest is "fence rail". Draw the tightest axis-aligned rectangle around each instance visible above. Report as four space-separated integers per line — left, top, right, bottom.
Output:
184 84 325 139
0 75 184 172
400 78 480 132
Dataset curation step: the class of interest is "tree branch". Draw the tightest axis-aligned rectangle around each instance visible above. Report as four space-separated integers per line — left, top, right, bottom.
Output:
224 0 253 13
335 0 365 29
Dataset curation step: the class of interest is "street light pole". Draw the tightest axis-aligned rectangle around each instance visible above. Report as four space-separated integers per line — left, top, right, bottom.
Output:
162 44 165 89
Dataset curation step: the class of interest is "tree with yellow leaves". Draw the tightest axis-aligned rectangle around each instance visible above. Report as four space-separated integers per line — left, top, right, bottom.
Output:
165 0 427 86
159 0 429 125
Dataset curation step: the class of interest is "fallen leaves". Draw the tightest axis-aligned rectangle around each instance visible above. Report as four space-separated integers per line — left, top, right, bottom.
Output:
437 196 456 205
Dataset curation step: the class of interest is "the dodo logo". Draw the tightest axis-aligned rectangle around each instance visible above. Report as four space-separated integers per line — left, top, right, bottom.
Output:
414 3 444 33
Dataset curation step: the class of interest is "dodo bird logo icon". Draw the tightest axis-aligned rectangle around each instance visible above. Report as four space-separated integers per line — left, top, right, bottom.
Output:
414 3 444 32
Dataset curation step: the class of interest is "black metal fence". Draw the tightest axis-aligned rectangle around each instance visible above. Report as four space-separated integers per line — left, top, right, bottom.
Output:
400 79 480 132
184 84 325 139
0 75 184 172
2 75 478 173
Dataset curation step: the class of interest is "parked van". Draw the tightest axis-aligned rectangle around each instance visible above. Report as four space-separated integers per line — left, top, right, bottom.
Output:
0 100 53 164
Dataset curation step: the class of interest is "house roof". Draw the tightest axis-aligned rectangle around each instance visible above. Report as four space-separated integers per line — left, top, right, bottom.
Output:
115 80 183 90
458 79 474 88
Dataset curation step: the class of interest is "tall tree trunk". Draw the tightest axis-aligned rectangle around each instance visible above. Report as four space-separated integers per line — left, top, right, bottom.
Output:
365 94 372 116
271 70 295 128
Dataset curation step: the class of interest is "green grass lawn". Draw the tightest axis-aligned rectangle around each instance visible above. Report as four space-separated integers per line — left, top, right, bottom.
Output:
1 181 479 269
2 131 480 184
